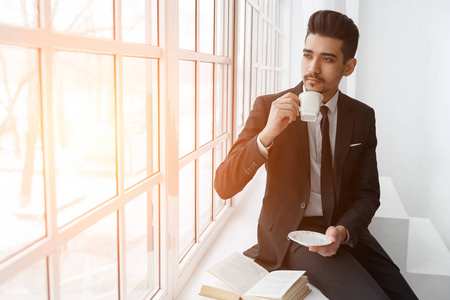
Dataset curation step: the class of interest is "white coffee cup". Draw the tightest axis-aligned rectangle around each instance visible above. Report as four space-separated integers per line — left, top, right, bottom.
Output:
298 91 324 122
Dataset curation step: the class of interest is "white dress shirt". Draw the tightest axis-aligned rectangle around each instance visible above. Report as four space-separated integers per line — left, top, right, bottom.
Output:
304 89 338 216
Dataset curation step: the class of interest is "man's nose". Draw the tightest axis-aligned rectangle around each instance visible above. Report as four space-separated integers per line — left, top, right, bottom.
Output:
308 58 320 74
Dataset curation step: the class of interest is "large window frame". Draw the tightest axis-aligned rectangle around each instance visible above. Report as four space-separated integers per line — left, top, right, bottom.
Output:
0 0 235 299
0 0 289 298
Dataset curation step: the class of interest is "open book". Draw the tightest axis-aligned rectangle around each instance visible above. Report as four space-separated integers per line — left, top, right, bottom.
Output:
199 252 311 300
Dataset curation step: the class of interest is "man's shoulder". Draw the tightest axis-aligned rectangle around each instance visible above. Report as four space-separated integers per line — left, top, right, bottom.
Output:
339 92 374 114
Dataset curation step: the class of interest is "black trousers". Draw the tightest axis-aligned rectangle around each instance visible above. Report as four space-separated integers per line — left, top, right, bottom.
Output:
282 217 418 300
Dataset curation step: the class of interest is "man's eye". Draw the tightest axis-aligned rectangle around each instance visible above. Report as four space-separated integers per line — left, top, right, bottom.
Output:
303 53 312 58
323 57 334 62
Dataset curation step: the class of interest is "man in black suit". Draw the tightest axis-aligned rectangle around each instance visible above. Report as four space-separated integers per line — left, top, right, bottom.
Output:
215 10 417 299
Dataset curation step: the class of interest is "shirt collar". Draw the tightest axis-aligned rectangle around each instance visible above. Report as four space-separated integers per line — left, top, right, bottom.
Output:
302 85 339 114
324 89 339 114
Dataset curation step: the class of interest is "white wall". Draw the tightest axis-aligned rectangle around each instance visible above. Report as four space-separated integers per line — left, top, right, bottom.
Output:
290 0 450 248
356 0 450 248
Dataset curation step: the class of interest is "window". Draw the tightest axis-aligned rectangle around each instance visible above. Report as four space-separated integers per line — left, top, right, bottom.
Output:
0 0 233 298
0 0 287 298
235 0 285 134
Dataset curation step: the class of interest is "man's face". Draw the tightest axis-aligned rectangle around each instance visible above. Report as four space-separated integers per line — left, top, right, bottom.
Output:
301 34 356 102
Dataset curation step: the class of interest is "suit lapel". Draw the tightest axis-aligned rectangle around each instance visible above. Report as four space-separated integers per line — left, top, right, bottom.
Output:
334 93 354 203
291 114 310 183
290 83 310 184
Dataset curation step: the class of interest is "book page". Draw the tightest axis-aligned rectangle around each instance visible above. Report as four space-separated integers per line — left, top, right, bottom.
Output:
208 252 269 296
243 270 305 299
199 273 241 300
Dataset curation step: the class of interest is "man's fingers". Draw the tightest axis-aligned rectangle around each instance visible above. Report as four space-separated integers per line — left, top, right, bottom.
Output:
310 246 337 257
271 103 299 122
271 99 300 118
262 93 300 142
272 98 300 109
309 231 340 257
272 102 299 116
279 92 300 104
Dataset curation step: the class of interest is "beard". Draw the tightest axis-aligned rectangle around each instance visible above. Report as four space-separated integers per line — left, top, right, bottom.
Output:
303 73 328 94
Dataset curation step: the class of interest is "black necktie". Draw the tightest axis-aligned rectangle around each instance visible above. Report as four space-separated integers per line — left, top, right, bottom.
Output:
320 106 335 225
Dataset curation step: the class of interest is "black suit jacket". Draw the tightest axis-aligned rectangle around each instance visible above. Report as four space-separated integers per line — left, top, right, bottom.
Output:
214 82 381 271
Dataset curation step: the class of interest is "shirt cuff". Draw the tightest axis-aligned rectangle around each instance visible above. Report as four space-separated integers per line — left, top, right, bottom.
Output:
342 229 350 244
257 133 273 159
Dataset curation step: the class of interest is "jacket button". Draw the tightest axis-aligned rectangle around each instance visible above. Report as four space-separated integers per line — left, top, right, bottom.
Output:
300 203 306 209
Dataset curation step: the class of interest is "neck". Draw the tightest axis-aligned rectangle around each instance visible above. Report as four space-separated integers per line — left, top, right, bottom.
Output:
321 88 339 104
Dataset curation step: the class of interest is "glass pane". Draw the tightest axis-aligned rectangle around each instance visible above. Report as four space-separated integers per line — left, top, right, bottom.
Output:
244 4 252 121
236 0 245 128
215 0 224 56
0 259 47 299
179 0 195 51
253 9 259 64
262 20 267 65
122 0 158 45
274 71 279 93
213 143 226 215
198 150 212 234
274 32 280 67
223 65 228 131
0 0 39 28
123 57 159 189
267 27 272 65
179 160 195 260
125 186 160 299
53 51 116 227
0 46 45 262
261 69 266 95
268 70 273 94
253 66 259 105
277 1 280 28
215 64 227 137
179 60 196 157
199 0 214 54
52 0 114 39
223 0 229 57
198 62 213 146
59 212 118 299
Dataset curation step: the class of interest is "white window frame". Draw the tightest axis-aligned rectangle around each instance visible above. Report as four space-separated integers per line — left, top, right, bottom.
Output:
0 0 291 298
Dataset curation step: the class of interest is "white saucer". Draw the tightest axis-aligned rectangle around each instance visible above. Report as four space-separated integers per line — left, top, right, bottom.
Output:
288 230 332 247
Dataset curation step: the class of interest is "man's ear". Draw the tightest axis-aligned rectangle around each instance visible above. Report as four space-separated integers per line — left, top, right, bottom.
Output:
344 58 357 76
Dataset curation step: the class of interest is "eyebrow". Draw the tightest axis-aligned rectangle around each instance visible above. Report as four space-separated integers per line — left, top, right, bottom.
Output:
303 48 338 59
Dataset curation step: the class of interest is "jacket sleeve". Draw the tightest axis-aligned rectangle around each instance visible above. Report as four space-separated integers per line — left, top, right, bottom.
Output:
214 96 270 199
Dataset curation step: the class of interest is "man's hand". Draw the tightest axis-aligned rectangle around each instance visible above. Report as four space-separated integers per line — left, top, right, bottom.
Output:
309 225 347 257
259 92 300 147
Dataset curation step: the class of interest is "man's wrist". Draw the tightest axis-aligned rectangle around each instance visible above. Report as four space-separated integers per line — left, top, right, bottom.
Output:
259 129 274 148
336 225 349 244
257 134 272 159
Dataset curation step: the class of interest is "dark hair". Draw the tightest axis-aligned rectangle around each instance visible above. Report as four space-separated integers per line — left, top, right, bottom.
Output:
306 10 359 63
